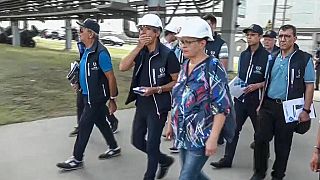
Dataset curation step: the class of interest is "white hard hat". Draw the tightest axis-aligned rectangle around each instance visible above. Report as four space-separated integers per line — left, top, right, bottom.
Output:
164 23 181 34
176 18 213 41
137 14 163 29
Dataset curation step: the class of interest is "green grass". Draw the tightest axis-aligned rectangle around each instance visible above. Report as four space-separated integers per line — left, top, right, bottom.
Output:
0 39 134 125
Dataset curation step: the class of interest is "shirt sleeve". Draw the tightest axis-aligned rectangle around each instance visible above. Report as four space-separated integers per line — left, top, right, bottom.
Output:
98 51 113 73
166 51 181 74
209 61 230 115
219 42 229 59
304 57 315 83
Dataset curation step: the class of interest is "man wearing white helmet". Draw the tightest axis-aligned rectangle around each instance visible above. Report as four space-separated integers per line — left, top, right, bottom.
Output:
161 23 180 49
119 13 180 180
169 18 230 180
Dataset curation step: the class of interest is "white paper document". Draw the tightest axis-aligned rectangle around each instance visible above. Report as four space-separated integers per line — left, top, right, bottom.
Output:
282 97 316 123
228 76 247 99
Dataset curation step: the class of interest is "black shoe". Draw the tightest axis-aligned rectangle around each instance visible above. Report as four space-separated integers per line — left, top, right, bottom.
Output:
69 127 79 137
156 156 174 179
56 157 83 171
315 88 319 91
210 158 232 168
250 141 255 149
249 173 265 180
98 147 121 159
169 147 179 153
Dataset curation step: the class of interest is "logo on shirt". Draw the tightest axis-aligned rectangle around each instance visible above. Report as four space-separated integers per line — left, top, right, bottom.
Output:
253 65 262 75
91 61 99 70
158 67 166 78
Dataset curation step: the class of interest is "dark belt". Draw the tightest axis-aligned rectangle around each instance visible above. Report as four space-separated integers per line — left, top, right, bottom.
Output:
265 96 284 104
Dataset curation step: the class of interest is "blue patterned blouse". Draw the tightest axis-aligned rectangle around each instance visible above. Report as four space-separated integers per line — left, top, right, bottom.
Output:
171 57 230 150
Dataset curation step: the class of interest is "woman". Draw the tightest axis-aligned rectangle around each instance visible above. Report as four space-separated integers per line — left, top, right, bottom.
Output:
169 18 230 180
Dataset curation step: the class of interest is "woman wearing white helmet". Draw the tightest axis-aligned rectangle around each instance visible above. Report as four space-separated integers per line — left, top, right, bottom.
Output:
169 18 230 180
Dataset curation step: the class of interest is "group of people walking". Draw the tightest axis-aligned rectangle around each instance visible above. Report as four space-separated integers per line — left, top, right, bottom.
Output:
56 13 318 180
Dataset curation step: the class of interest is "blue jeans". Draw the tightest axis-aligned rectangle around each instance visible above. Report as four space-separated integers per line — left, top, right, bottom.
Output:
179 148 210 180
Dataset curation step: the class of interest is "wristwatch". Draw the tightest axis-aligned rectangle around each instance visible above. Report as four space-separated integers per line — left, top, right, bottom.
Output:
110 96 117 101
302 108 311 114
157 86 163 94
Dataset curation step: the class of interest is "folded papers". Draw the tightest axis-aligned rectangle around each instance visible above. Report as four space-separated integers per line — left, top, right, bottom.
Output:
66 61 79 84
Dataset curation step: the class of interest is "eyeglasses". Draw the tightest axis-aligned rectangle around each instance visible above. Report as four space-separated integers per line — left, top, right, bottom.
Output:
278 34 293 40
179 39 199 46
138 25 157 32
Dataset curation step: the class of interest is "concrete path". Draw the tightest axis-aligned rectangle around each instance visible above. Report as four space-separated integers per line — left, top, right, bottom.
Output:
1 91 320 180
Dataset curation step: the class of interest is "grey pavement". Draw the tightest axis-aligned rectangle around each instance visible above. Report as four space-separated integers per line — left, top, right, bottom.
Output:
1 92 320 180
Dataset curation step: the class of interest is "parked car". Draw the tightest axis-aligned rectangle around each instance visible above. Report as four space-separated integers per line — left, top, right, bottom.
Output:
100 36 124 46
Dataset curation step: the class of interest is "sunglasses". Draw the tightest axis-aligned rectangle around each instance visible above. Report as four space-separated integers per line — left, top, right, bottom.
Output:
79 27 85 33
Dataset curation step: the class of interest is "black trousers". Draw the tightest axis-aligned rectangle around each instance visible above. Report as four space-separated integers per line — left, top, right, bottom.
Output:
131 106 169 180
254 98 297 179
76 92 118 125
224 98 259 163
73 96 118 161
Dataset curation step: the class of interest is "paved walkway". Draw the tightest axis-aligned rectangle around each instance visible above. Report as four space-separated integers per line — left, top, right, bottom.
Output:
1 91 320 180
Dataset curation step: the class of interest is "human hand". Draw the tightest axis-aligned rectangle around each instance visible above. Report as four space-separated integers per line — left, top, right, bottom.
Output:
243 84 258 94
298 110 310 122
108 100 117 115
70 83 79 92
141 86 156 96
310 152 319 172
165 125 173 140
205 136 218 156
138 34 152 48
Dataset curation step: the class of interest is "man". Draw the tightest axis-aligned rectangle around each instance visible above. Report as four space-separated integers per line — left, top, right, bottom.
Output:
314 48 320 90
263 30 280 58
202 13 229 70
251 24 315 180
161 22 180 49
211 24 269 168
202 13 230 146
119 14 180 180
161 22 183 64
56 18 120 170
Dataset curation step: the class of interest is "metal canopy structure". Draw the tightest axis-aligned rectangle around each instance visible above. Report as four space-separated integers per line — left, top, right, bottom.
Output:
0 0 137 21
0 0 230 21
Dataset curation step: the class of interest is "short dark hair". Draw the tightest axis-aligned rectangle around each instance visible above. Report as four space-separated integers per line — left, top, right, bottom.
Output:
279 24 297 37
202 13 217 25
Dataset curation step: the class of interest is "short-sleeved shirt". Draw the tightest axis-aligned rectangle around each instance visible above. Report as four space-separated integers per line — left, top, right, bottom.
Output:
79 48 112 95
171 58 230 150
267 52 315 100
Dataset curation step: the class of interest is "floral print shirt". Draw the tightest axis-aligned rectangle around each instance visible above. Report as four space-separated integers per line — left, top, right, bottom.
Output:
171 57 230 150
